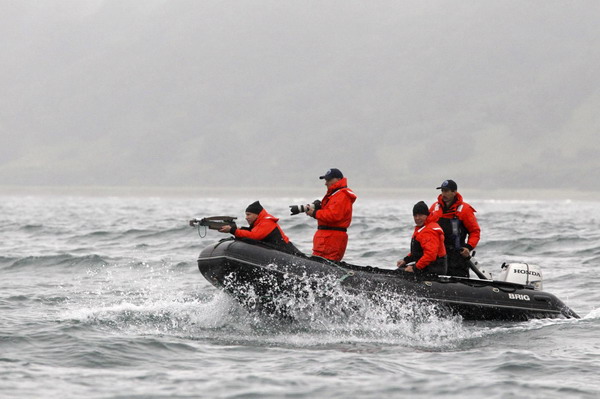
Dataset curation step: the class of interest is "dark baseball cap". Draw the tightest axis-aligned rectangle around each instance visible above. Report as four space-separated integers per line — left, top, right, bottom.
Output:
319 168 344 180
436 179 458 191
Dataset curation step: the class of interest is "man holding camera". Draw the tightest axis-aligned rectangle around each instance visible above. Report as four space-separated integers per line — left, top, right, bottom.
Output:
305 168 357 261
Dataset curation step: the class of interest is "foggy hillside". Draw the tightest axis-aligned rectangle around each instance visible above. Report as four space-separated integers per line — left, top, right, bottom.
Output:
1 1 599 191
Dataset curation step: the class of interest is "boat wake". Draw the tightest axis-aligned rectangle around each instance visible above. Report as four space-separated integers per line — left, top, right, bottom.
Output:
211 270 471 349
583 307 600 320
61 264 470 349
59 259 592 352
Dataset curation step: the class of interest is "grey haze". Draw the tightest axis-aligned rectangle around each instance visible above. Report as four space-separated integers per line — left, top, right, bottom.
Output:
1 1 599 192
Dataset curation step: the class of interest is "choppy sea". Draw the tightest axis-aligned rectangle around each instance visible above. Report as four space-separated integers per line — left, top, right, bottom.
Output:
1 193 599 399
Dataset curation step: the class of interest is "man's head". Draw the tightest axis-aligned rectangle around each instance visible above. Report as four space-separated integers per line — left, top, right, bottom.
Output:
245 200 263 224
412 201 429 227
436 179 458 205
319 168 343 188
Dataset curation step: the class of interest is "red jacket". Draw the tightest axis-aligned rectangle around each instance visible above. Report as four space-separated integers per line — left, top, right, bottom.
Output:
428 192 480 251
234 209 290 243
404 222 447 270
314 177 357 228
311 177 357 261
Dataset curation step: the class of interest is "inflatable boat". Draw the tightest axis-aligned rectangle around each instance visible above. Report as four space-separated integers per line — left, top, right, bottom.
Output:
197 238 579 321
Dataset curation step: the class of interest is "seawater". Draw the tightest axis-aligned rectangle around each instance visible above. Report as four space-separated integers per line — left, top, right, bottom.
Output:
1 194 599 399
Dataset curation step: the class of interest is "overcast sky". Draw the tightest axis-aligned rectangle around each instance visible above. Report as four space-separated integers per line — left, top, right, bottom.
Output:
1 0 599 193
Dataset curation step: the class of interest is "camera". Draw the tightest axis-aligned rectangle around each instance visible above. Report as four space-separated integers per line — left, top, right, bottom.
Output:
289 200 321 215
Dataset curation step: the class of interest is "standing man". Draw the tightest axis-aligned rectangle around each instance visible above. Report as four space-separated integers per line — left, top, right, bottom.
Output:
396 201 447 278
429 180 480 277
306 168 357 261
219 201 300 254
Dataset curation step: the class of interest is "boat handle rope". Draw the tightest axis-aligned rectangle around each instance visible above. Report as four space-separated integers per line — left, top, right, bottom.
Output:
317 256 355 283
338 270 355 282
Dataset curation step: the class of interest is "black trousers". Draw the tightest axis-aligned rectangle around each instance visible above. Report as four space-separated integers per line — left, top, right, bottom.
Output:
446 251 469 278
397 257 448 280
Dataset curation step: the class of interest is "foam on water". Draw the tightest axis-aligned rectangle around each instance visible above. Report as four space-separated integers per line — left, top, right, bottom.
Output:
57 258 475 353
582 307 600 319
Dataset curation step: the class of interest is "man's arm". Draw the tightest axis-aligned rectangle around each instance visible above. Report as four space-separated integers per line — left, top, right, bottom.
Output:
461 205 481 250
233 220 276 240
313 193 351 224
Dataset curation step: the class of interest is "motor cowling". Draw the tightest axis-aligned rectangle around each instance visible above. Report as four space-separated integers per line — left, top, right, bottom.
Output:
497 263 543 290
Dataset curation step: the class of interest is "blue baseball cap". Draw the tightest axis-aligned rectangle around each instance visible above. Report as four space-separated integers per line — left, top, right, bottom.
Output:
436 179 458 191
319 168 344 180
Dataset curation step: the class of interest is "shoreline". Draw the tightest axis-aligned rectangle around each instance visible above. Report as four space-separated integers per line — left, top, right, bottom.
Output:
1 185 598 201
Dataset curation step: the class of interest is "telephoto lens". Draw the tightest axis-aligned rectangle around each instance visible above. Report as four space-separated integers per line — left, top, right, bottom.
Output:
289 204 308 215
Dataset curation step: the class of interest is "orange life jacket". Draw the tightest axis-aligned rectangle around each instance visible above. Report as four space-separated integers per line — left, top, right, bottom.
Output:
429 192 480 251
234 209 291 246
404 222 447 270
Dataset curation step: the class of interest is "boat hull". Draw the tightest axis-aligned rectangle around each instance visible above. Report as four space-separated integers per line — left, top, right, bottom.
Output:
197 239 579 321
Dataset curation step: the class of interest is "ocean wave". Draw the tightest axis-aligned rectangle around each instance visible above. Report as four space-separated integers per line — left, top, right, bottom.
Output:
2 195 600 399
4 254 109 270
68 225 192 241
19 224 45 231
583 255 600 265
582 307 600 319
198 272 473 350
58 267 471 351
478 236 600 259
62 290 233 337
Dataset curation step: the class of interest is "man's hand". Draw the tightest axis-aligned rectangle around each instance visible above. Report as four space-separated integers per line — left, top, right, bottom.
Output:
396 260 406 268
219 225 232 233
460 247 470 257
306 204 315 217
404 265 414 273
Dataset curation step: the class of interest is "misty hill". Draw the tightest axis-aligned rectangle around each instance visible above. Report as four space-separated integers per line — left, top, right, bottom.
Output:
1 1 599 191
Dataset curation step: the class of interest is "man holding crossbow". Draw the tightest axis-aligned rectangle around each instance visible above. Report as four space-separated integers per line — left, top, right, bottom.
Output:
218 201 300 254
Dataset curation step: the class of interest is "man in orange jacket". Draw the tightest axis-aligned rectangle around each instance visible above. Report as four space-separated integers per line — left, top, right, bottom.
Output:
428 180 480 277
397 201 448 278
219 201 299 254
306 168 357 261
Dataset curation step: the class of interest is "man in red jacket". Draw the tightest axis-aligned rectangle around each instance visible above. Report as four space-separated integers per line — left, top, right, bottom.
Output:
306 168 357 261
428 179 480 277
397 201 447 278
219 201 299 254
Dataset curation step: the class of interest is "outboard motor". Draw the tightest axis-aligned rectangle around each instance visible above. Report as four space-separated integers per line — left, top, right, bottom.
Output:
471 257 492 280
497 263 543 290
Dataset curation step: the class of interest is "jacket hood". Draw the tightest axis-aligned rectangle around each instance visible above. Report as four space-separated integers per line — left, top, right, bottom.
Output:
326 178 356 201
437 191 464 208
255 208 279 224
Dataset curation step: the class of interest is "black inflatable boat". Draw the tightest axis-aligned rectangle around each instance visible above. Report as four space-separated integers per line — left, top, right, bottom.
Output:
197 238 579 321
